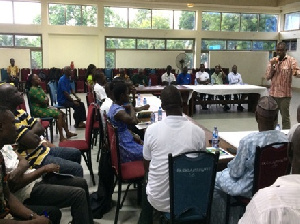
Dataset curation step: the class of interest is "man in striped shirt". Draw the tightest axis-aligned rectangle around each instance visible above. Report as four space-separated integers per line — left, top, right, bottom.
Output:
265 42 300 129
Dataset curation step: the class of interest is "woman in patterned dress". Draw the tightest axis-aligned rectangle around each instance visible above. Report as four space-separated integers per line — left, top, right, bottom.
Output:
27 74 77 142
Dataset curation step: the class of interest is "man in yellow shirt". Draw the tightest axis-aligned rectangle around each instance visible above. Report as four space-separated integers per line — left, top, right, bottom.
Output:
7 58 19 86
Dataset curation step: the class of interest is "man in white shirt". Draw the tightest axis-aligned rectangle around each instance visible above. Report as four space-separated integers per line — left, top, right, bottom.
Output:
161 65 176 85
195 63 213 110
138 85 206 223
93 71 107 104
239 175 300 224
228 65 246 111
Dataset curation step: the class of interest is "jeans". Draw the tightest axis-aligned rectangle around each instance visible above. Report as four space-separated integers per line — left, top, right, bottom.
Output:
40 147 83 177
26 205 62 224
62 100 86 126
25 175 93 224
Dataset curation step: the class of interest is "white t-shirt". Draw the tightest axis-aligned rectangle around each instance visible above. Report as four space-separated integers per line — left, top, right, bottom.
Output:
228 72 243 85
196 71 210 82
94 83 107 102
161 72 176 84
143 116 206 212
239 175 300 224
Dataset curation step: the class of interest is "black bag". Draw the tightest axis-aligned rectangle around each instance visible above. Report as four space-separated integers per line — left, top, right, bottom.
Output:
90 146 115 219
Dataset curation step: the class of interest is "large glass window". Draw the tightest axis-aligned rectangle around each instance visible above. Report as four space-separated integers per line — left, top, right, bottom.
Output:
106 38 136 49
227 40 252 50
252 40 276 51
201 40 226 50
15 35 41 48
283 39 297 51
166 39 194 50
241 14 258 32
105 51 115 68
129 8 151 29
202 12 221 31
104 7 127 28
14 2 41 24
284 12 300 31
152 10 173 29
137 39 165 49
0 1 13 23
31 51 42 69
49 3 97 26
259 14 278 32
174 10 195 30
0 34 13 46
221 13 240 32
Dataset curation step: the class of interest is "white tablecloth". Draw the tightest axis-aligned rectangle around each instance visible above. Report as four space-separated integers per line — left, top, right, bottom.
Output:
184 84 268 96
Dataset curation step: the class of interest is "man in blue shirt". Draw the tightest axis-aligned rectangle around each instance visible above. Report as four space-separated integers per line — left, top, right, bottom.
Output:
176 66 191 85
57 66 86 128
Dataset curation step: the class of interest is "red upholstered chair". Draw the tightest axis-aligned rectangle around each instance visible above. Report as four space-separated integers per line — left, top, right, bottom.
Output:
20 68 30 82
59 104 96 185
106 119 145 224
225 142 290 223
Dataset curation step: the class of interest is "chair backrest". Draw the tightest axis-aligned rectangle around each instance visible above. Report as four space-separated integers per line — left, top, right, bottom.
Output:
25 90 34 116
168 151 220 224
47 81 58 105
1 68 9 82
253 142 290 195
106 119 121 175
86 91 95 106
85 104 96 147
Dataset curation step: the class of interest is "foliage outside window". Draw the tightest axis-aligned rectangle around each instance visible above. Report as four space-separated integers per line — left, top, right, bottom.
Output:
129 8 151 29
240 14 258 32
284 12 300 31
31 51 42 69
49 3 97 26
0 1 41 24
15 35 41 48
104 7 127 28
105 51 115 68
151 10 173 29
106 38 136 49
201 40 226 50
0 34 13 46
137 39 165 49
221 13 240 32
166 39 193 50
174 11 195 30
252 41 276 51
202 12 221 31
227 40 252 50
258 14 278 32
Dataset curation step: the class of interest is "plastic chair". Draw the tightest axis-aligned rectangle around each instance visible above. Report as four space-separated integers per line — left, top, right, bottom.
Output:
47 81 71 126
106 119 145 224
163 151 219 224
1 68 9 82
59 104 96 185
225 142 290 223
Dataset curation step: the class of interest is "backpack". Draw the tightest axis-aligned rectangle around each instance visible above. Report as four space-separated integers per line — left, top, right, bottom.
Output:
90 145 115 219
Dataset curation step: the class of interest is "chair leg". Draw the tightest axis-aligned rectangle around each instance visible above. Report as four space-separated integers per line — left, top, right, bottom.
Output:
50 120 54 143
68 108 71 126
114 181 122 224
87 151 95 185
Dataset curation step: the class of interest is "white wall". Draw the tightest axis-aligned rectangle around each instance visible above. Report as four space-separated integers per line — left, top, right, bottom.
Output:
0 48 30 69
209 51 269 85
116 50 184 69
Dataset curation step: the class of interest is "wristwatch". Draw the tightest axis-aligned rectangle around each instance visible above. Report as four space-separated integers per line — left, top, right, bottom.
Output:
29 213 36 220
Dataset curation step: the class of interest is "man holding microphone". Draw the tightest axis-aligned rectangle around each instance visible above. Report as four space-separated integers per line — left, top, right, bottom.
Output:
265 42 300 129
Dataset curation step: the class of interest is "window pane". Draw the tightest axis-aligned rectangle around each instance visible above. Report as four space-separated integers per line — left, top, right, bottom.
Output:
259 14 278 32
174 10 195 30
49 4 66 25
129 8 151 29
152 10 173 29
186 53 194 69
15 35 41 47
31 51 43 69
0 1 13 23
166 39 193 50
105 51 115 68
253 41 276 50
14 2 41 24
201 40 226 50
284 12 300 31
200 53 209 68
66 5 82 26
202 12 220 31
137 39 165 49
106 38 135 49
227 40 251 50
104 7 127 28
221 13 240 32
82 6 97 27
240 14 258 32
0 34 13 46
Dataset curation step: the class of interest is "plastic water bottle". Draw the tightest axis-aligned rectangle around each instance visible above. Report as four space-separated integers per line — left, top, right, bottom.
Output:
151 112 155 123
158 107 162 121
148 78 151 87
212 126 219 148
143 98 147 105
275 124 281 131
137 93 141 106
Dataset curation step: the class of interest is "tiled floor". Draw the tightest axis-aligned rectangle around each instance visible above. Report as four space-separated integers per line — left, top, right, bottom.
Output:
47 88 300 224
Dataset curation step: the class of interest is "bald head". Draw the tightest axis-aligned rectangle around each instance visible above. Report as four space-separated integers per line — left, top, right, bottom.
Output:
0 83 23 109
161 85 182 112
64 66 71 76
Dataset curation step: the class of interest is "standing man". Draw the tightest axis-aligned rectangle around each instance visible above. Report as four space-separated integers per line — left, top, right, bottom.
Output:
57 66 86 128
161 65 176 85
195 63 212 110
7 58 19 87
176 66 191 85
265 42 300 129
228 65 246 111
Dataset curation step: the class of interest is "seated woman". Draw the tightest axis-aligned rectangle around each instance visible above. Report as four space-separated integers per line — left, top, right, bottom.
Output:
27 74 77 142
107 82 143 163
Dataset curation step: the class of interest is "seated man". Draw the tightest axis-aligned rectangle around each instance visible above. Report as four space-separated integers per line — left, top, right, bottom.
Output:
138 85 206 223
0 106 59 224
161 65 176 85
57 66 86 128
195 63 213 110
211 96 288 224
239 175 300 224
176 66 191 85
7 58 19 87
211 65 230 111
132 69 148 87
0 83 83 177
228 65 247 111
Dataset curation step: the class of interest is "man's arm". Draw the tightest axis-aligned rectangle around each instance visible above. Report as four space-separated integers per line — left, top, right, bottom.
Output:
265 59 277 80
30 120 45 137
115 105 139 125
291 57 300 78
17 130 40 149
144 160 150 173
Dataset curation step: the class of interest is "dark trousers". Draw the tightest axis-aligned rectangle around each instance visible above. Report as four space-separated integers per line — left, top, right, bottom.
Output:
138 173 154 224
63 100 86 126
26 205 62 224
24 175 93 224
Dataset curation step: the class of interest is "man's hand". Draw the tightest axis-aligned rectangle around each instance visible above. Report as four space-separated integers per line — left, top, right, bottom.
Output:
133 134 143 145
43 164 60 173
74 100 80 106
141 104 150 110
41 140 56 148
17 154 30 169
33 215 52 224
270 57 278 66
